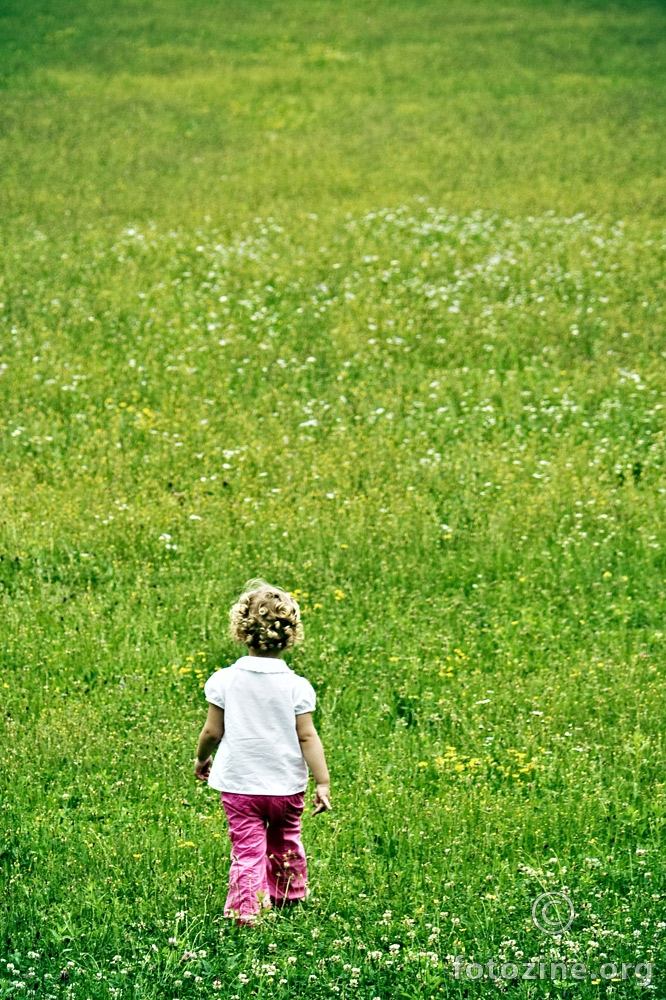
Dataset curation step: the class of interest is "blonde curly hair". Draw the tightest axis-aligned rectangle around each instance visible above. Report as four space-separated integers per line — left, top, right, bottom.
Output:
229 579 304 654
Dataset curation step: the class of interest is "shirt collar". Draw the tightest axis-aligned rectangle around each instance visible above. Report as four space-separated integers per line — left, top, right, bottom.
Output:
234 655 291 674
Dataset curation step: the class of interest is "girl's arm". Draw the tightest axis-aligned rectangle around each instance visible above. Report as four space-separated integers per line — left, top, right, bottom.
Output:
194 704 225 781
296 712 331 815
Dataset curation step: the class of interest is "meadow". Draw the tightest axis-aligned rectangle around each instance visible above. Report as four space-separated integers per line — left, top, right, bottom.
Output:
1 0 666 997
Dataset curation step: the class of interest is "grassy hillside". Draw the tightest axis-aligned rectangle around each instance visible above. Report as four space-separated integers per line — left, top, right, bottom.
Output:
1 0 665 229
1 1 666 998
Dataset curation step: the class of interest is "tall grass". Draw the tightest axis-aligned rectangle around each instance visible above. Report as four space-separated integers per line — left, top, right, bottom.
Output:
1 1 666 997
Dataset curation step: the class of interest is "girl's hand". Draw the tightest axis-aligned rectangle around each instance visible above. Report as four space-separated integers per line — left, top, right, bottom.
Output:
194 756 212 781
312 783 332 816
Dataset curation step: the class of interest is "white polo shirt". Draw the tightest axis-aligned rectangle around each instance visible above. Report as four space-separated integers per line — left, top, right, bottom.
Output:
203 655 317 795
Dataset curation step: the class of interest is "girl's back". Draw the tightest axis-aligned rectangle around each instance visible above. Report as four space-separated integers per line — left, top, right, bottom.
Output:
204 655 315 795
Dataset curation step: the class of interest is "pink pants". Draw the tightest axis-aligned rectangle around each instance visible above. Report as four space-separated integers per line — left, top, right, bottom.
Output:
221 791 308 922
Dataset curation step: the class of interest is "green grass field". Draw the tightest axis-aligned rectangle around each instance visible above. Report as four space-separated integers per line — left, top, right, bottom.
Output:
2 0 666 997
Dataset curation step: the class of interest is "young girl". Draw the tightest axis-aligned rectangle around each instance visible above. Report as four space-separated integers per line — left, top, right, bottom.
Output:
194 580 331 924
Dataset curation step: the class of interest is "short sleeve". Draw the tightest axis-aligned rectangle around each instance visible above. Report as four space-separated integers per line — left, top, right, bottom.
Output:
204 669 227 709
293 676 316 715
